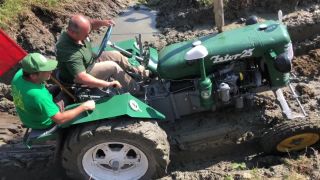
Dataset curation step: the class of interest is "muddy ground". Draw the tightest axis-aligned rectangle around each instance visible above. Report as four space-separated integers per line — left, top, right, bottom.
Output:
1 0 320 179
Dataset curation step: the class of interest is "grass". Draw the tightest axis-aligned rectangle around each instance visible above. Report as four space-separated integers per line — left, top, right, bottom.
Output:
224 175 234 180
0 0 66 29
199 0 213 6
231 162 247 170
251 168 262 180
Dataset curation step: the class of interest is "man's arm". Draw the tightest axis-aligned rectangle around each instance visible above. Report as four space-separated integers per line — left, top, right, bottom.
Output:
74 71 121 88
90 19 115 30
75 71 109 88
51 100 95 124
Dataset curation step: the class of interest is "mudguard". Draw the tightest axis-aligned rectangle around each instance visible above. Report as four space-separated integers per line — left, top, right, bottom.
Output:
24 93 165 147
60 93 166 128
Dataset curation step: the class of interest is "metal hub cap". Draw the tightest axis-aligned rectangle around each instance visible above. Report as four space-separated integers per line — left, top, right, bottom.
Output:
82 142 148 180
277 133 320 152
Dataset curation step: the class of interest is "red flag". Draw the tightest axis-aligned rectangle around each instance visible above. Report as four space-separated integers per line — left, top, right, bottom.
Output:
0 29 27 76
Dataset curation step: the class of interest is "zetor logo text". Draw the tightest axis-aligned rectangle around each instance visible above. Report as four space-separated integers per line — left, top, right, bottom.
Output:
210 48 255 63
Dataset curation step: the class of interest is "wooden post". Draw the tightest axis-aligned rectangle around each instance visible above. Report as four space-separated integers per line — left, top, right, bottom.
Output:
213 0 224 33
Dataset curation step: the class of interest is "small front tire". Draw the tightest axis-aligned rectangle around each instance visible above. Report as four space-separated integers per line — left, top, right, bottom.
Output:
261 118 320 153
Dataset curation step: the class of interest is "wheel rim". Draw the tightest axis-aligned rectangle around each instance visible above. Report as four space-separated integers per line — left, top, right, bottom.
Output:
82 142 148 180
276 133 320 152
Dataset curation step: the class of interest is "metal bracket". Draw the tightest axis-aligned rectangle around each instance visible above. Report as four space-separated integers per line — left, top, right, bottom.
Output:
273 83 307 119
288 83 308 117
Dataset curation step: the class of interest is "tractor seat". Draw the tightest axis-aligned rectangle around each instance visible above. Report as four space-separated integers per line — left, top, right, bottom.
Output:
23 125 59 148
54 70 89 90
53 70 115 102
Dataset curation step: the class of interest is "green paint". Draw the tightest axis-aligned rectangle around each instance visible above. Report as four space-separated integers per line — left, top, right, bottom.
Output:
93 38 159 73
147 47 159 73
60 93 165 128
157 21 291 81
198 58 213 107
24 93 165 147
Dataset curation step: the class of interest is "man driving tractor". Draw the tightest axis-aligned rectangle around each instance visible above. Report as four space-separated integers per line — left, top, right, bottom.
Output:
55 14 148 94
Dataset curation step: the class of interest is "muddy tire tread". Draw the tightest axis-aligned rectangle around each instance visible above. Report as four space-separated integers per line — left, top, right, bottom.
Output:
261 118 320 153
61 120 170 179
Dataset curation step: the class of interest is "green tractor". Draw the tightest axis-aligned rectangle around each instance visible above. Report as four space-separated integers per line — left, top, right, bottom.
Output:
23 14 320 180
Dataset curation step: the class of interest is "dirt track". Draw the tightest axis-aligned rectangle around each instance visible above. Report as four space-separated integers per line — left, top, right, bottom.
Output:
1 0 320 179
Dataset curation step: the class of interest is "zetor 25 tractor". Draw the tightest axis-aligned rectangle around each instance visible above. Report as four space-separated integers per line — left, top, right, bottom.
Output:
23 15 320 180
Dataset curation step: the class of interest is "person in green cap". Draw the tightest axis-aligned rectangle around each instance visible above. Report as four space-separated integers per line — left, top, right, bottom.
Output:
11 53 95 129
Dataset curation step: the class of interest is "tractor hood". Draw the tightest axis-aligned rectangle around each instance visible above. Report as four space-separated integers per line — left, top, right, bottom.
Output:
157 20 291 79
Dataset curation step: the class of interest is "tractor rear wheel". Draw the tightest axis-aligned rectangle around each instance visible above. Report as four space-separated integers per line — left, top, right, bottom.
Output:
61 120 170 180
261 118 320 153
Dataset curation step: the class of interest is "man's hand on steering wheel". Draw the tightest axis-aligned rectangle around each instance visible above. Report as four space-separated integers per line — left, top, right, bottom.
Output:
95 26 113 60
107 80 122 89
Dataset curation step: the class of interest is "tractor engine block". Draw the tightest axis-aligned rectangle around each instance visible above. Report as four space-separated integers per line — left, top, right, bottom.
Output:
147 58 269 121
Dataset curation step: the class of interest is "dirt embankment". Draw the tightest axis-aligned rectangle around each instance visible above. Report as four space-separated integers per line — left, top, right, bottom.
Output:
9 0 130 55
0 0 131 84
152 0 320 54
1 0 319 84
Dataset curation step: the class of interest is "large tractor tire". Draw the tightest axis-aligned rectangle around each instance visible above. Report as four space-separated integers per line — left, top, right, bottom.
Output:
61 120 170 180
261 118 320 153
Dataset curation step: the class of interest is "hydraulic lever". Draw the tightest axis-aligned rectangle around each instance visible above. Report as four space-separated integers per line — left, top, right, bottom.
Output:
107 41 144 62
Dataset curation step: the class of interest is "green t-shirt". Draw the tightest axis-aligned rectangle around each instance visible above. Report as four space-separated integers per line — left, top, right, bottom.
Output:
11 69 59 129
55 31 94 83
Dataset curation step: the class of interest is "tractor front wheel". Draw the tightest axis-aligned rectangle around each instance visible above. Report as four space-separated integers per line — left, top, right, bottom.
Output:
261 118 320 153
61 120 170 180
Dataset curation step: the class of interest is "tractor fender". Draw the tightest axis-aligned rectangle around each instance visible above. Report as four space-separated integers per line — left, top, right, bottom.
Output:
60 93 166 128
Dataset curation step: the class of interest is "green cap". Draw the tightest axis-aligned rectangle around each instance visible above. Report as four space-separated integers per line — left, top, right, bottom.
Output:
21 53 58 73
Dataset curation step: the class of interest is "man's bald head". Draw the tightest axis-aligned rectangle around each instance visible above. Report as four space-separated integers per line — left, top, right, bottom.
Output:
67 15 91 41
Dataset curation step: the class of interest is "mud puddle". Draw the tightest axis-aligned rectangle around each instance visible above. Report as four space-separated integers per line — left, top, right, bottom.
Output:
110 5 159 43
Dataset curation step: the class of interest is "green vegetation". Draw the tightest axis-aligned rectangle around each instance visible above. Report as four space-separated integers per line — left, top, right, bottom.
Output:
0 0 66 29
198 0 213 6
251 168 262 180
223 175 234 180
231 162 247 170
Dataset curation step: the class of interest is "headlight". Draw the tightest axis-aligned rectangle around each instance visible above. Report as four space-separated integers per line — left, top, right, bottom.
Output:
274 43 293 73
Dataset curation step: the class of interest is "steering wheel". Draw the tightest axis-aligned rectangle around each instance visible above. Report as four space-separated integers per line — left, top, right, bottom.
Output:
95 26 113 60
